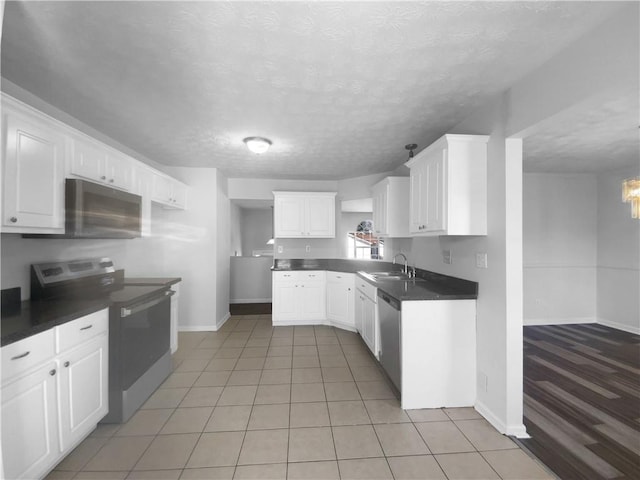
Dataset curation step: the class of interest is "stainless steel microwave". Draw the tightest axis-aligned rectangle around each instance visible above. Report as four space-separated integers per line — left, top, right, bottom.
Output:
64 179 142 238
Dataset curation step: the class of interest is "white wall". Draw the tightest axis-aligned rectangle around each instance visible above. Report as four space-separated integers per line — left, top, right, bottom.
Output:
216 171 231 326
230 256 273 303
597 168 640 334
523 173 598 325
1 203 171 299
162 167 228 331
229 202 242 257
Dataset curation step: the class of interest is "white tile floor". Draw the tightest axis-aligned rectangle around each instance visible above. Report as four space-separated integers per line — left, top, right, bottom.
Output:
46 315 554 480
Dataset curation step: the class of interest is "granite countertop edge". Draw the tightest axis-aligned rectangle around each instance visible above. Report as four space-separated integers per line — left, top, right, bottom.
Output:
272 258 478 302
1 299 110 347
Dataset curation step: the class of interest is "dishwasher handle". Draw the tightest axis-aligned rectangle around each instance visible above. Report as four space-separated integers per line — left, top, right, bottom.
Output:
378 292 400 310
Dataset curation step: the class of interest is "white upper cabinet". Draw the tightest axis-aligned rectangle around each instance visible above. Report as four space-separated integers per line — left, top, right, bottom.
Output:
1 97 66 233
273 192 336 238
371 177 410 237
406 134 489 236
69 135 134 191
151 169 188 209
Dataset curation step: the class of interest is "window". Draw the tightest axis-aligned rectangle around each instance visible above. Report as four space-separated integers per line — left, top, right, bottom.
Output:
346 220 383 260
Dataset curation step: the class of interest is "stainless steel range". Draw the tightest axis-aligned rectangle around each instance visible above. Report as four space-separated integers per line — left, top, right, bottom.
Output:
31 258 174 423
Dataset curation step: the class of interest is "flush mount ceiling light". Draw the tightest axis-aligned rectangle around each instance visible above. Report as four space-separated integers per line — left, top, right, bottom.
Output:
405 143 418 159
622 176 640 219
243 137 272 154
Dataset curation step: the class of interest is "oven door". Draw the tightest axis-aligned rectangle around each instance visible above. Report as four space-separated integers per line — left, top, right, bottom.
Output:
118 291 173 389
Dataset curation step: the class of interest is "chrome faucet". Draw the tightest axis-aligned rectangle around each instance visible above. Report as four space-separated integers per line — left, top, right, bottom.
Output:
392 253 409 275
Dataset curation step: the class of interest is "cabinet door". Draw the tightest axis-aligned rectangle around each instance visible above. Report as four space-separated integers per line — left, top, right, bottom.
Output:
70 137 105 183
152 171 173 204
305 195 335 237
354 292 365 334
327 281 348 322
372 185 388 235
2 112 65 232
273 282 299 321
105 153 133 191
409 163 425 233
170 180 188 209
425 152 445 231
1 361 59 480
274 196 305 237
362 297 376 356
58 335 108 451
300 282 326 320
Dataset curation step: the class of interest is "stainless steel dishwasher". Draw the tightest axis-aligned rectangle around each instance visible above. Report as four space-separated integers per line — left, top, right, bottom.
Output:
378 291 401 392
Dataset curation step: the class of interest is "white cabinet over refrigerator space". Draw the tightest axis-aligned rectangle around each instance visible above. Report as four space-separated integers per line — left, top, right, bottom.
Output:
406 134 489 236
273 191 336 238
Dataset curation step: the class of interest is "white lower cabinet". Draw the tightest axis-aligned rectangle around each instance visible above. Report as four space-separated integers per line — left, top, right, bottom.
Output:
326 272 355 331
1 309 109 480
355 279 378 357
1 358 59 480
272 271 326 325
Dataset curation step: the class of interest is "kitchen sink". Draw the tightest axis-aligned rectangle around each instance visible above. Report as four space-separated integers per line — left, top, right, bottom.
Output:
360 271 422 281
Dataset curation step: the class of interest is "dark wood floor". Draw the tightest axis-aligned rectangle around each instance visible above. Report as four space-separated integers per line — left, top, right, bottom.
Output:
521 324 640 480
229 302 272 315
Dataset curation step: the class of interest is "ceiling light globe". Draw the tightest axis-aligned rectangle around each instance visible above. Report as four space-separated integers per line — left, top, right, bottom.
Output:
243 137 272 154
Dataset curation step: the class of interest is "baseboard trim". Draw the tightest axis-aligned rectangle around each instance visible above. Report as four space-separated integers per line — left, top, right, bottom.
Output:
178 325 216 332
474 400 529 438
523 317 597 326
215 312 231 331
597 318 640 335
230 298 272 304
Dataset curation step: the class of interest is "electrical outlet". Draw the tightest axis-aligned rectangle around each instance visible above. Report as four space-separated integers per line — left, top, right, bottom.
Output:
305 245 311 253
476 252 488 268
277 245 283 254
443 249 452 264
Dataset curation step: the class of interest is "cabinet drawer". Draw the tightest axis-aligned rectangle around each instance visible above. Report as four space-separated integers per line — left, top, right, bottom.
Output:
299 271 325 282
356 277 377 302
1 329 55 383
326 271 352 283
56 308 108 354
273 271 299 282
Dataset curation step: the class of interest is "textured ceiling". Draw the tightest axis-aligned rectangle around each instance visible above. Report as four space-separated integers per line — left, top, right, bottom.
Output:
1 1 630 179
524 91 639 173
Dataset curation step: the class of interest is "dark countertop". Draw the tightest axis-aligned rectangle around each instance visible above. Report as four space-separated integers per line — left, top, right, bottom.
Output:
1 280 179 347
123 277 182 287
272 258 478 302
1 298 110 347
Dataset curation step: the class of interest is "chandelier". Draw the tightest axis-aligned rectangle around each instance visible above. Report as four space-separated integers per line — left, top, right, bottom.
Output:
622 177 640 219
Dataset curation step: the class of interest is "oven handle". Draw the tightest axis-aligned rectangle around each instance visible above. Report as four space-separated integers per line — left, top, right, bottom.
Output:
120 289 175 318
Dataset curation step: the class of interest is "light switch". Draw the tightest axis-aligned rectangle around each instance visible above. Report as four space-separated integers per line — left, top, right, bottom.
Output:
277 245 283 254
476 253 488 268
442 250 452 264
305 245 311 253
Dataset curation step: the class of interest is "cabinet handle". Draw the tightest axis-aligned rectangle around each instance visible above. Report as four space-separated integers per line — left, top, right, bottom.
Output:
11 351 30 360
49 369 56 376
348 288 351 291
80 324 93 331
308 274 316 277
9 217 17 223
109 178 114 183
100 175 106 180
64 361 70 367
